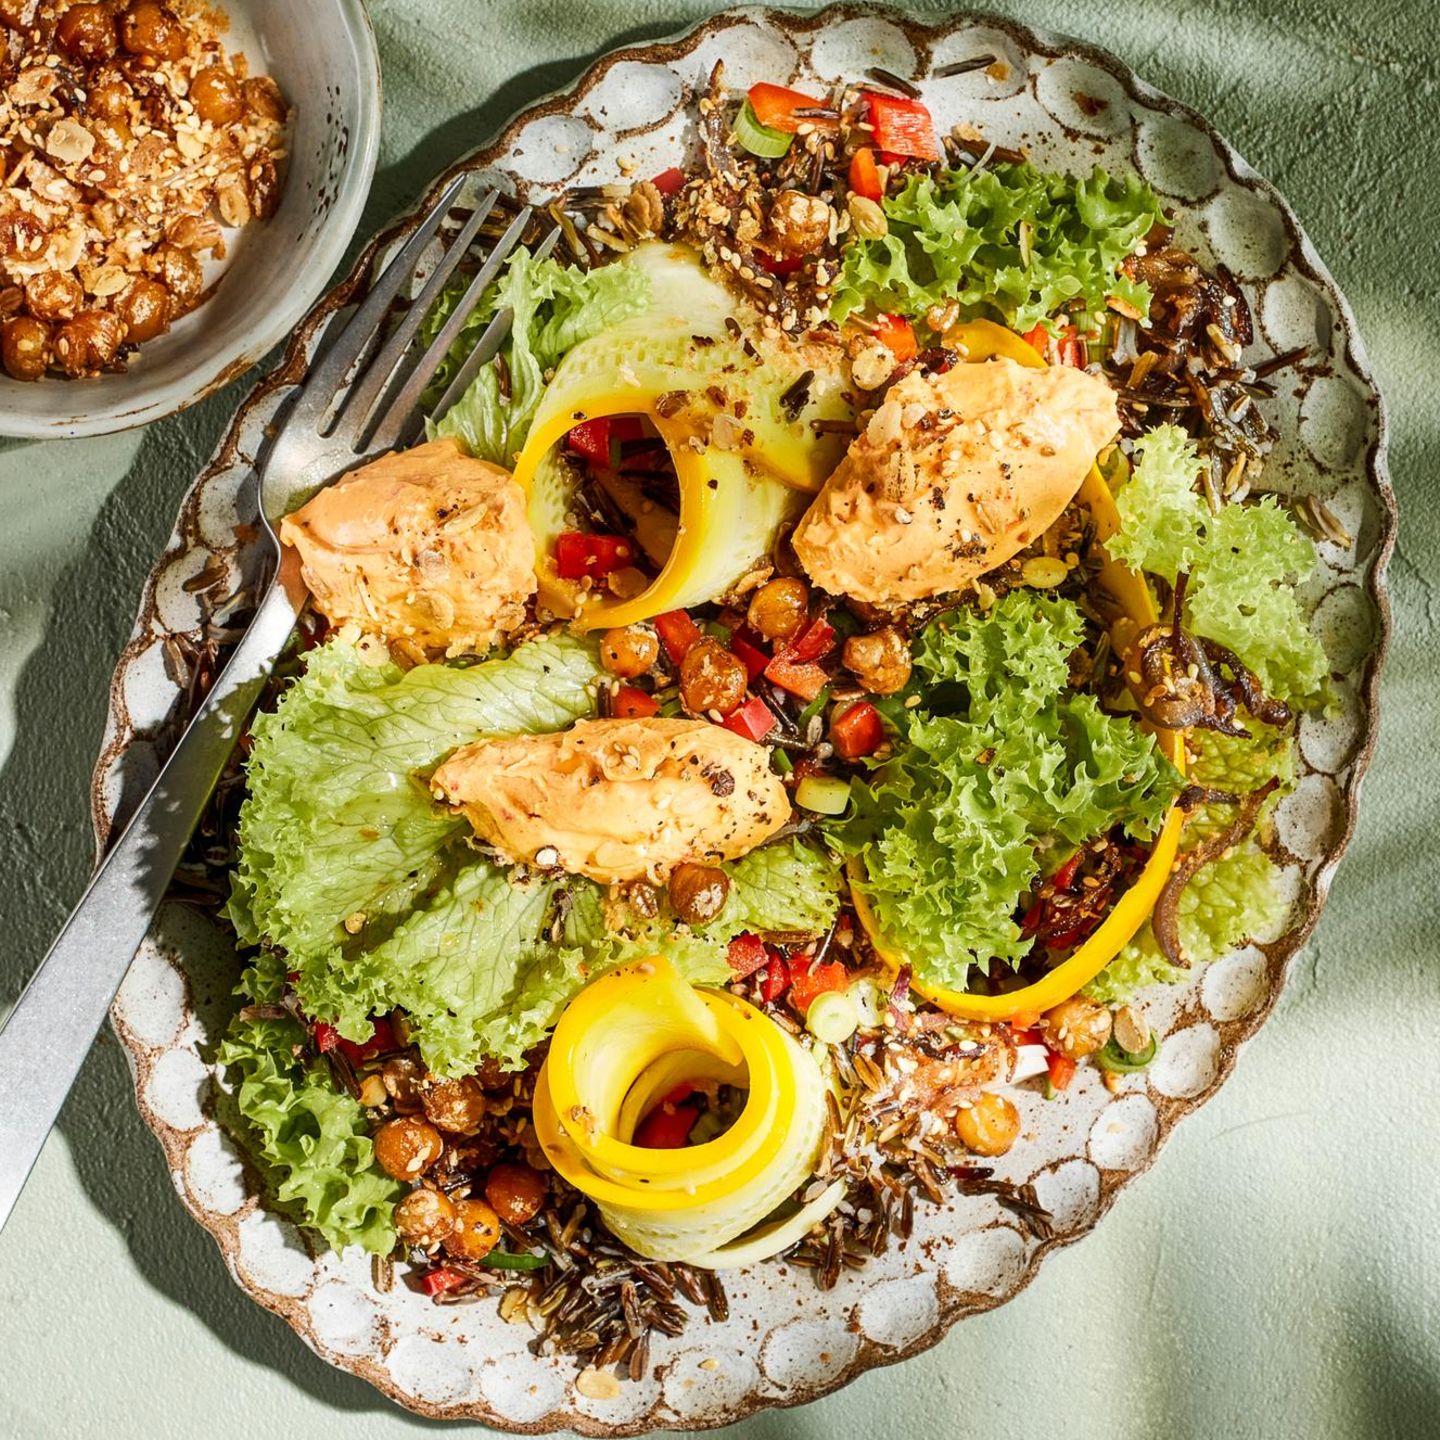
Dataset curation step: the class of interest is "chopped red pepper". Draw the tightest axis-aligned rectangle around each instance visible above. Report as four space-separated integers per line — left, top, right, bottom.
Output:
612 684 660 719
1010 1027 1043 1048
756 250 805 277
420 1267 470 1297
727 932 771 979
1045 1051 1077 1093
863 92 940 162
1052 852 1084 892
566 415 646 467
312 1021 340 1054
554 531 635 581
1020 322 1050 357
633 1100 700 1149
730 635 771 684
830 701 885 760
775 615 836 665
848 145 883 202
1057 331 1086 368
314 1016 396 1065
764 656 829 702
653 609 702 665
873 313 918 363
788 959 849 1014
747 82 838 134
651 166 687 196
1019 899 1045 936
759 952 790 1003
722 694 779 742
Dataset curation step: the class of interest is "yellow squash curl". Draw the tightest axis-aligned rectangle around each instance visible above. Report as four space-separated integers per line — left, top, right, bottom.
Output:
533 957 844 1268
848 320 1187 1021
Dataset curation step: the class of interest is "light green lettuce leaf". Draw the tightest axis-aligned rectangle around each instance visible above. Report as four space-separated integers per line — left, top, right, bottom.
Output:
1105 424 1328 700
230 631 602 959
832 162 1163 333
426 248 650 465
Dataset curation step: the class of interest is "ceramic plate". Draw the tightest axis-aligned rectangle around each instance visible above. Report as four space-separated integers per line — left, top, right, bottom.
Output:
90 6 1394 1431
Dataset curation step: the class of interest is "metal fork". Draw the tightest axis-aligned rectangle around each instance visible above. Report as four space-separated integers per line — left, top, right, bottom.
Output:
0 173 543 1235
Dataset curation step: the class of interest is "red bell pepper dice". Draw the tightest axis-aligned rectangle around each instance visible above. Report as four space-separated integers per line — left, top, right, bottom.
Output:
756 250 805 277
312 1021 340 1054
727 932 771 979
653 609 702 665
1052 852 1083 892
848 145 883 202
651 167 687 196
747 82 838 134
722 694 779 742
1021 322 1050 357
730 635 770 684
759 952 790 1003
1046 1051 1077 1092
764 657 829 702
863 92 941 162
777 615 837 665
554 531 634 581
830 701 885 760
788 959 849 1014
874 313 918 363
633 1100 700 1149
612 685 660 719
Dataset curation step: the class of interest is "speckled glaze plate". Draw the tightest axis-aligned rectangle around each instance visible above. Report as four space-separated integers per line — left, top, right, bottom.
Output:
89 6 1394 1432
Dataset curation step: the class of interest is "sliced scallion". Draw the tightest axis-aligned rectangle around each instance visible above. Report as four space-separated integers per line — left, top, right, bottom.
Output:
1095 1032 1158 1074
735 98 794 159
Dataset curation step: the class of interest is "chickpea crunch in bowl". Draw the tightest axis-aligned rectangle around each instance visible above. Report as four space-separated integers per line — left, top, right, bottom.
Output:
0 0 291 381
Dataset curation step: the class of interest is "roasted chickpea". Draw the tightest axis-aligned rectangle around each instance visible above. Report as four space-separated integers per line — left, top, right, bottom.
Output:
248 153 282 220
421 1076 488 1135
151 241 202 312
87 74 135 119
600 625 658 679
189 64 242 126
954 1092 1021 1157
393 1186 457 1249
52 309 125 376
0 1 33 28
667 861 731 926
765 189 831 257
746 576 809 644
843 626 912 696
679 637 748 717
119 1 187 59
56 2 118 62
381 1054 426 1114
373 1116 444 1181
1040 996 1113 1061
23 271 82 323
1 316 50 381
484 1162 548 1226
0 210 48 262
114 277 170 343
243 74 288 124
443 1198 501 1261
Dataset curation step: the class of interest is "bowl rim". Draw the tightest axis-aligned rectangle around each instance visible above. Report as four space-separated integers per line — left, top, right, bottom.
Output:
0 0 383 441
90 4 1396 1432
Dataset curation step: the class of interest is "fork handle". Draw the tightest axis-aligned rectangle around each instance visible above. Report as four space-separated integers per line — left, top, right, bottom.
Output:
0 561 304 1236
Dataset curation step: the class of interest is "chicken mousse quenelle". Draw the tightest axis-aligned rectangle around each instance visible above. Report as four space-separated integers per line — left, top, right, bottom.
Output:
211 61 1325 1376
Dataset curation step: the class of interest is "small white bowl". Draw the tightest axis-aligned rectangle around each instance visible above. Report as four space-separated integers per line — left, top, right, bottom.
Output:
0 0 381 439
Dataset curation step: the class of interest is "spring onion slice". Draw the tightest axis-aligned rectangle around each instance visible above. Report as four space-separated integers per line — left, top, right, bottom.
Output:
734 98 794 158
1095 1032 1158 1073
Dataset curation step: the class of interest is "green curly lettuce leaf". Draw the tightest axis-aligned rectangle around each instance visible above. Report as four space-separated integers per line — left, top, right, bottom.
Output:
831 162 1163 333
216 959 400 1254
1085 725 1298 1003
425 247 650 465
829 592 1183 991
228 631 603 959
1104 424 1328 701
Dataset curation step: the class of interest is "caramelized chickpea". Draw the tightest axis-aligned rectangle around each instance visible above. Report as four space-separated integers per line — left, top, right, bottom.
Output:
679 637 748 717
954 1092 1021 1157
1 315 50 381
394 1187 457 1249
443 1198 501 1261
381 1054 426 1113
843 626 912 696
746 577 809 644
421 1076 488 1135
600 625 658 679
52 309 125 376
1040 996 1113 1061
119 1 187 59
484 1163 548 1226
189 64 241 126
114 276 170 343
56 2 118 63
373 1116 444 1181
0 210 48 261
242 74 288 124
88 74 135 119
668 861 730 926
23 271 82 323
151 241 202 312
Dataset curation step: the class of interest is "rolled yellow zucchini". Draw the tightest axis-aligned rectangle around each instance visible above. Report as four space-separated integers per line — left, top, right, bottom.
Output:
532 957 838 1267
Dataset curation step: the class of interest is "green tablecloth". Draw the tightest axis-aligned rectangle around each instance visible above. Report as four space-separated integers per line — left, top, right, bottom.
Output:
0 2 1434 1436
